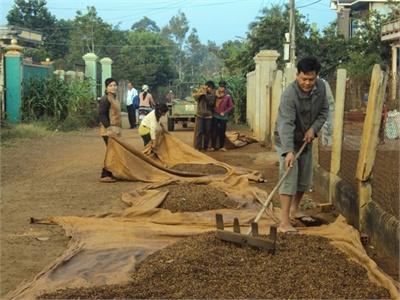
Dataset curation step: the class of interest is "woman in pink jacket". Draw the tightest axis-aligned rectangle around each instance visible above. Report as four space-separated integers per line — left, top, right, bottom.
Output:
211 80 234 151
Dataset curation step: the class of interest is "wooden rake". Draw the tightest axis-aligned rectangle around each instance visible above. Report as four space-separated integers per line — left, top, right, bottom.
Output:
215 141 308 252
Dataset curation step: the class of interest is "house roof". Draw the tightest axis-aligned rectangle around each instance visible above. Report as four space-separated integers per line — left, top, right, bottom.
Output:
0 25 42 45
332 0 396 6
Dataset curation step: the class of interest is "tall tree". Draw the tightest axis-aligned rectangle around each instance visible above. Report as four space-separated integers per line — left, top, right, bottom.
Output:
7 0 56 32
7 0 60 60
162 11 190 81
65 7 113 69
114 31 177 91
131 17 160 32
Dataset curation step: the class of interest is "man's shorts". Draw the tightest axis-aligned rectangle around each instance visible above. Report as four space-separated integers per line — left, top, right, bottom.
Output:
275 145 313 196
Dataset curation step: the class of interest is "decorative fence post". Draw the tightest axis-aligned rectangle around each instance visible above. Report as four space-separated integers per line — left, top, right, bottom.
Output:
82 53 98 98
356 64 388 232
40 58 54 73
100 57 113 95
54 70 65 81
253 50 280 143
329 69 347 204
4 39 23 123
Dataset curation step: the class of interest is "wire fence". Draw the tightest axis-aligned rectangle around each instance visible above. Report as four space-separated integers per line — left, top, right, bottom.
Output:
317 75 399 220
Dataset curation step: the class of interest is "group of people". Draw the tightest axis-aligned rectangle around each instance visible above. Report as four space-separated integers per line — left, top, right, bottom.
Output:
125 81 155 129
97 56 330 237
193 80 234 152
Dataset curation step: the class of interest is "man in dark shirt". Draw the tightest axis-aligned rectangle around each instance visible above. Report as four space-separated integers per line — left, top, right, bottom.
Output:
193 81 216 151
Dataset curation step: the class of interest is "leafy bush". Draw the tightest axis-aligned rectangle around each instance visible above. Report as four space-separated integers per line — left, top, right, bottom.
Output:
21 76 97 130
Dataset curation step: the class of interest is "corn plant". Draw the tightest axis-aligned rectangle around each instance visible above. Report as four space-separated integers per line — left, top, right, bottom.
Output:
21 76 97 130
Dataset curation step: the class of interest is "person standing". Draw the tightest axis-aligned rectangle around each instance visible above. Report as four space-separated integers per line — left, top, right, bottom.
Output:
126 81 138 129
193 81 216 151
274 56 328 233
211 80 234 151
98 78 122 183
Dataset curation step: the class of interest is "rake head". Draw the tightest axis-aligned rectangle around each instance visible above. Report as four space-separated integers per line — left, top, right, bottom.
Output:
215 213 277 253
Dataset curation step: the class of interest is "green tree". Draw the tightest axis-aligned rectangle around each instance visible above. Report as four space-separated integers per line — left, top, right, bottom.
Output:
114 31 177 92
6 0 59 60
64 7 113 69
131 17 160 32
162 11 190 81
7 0 55 32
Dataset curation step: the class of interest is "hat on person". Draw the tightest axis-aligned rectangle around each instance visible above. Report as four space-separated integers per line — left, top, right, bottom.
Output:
218 80 227 87
105 77 117 87
142 84 149 92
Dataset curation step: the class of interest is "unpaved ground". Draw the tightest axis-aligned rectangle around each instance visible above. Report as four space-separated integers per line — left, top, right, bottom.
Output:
0 120 397 297
0 121 280 296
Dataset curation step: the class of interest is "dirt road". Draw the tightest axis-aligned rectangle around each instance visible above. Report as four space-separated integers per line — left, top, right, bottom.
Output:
0 121 281 296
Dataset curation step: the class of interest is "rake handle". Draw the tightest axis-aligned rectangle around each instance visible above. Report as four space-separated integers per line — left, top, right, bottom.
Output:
247 141 308 234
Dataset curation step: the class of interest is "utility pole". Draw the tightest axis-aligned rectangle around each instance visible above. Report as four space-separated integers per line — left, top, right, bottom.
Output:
289 0 296 67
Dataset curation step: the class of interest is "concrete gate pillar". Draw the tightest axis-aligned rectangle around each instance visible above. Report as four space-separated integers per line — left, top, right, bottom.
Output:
82 52 98 98
100 57 113 95
5 39 23 123
54 70 65 80
253 50 280 143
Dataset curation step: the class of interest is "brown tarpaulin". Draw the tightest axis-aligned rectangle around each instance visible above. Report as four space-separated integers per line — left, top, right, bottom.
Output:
6 134 399 299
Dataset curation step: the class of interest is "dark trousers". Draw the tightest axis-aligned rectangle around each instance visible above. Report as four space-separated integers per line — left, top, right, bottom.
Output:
127 104 137 128
211 118 227 149
101 136 113 178
194 117 212 150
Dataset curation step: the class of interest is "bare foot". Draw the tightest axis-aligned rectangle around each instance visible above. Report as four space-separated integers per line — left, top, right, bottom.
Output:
277 224 298 234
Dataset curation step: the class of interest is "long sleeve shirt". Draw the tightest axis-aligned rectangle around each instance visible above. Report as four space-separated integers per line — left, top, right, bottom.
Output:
195 92 216 118
140 110 160 140
274 78 328 155
214 94 234 120
126 88 138 106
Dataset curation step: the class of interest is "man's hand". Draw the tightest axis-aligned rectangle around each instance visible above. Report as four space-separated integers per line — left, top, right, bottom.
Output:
219 112 224 116
284 152 295 169
303 128 315 143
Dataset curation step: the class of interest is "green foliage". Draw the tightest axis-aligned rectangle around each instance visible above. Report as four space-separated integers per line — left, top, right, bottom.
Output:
162 11 190 82
7 0 56 31
341 52 381 77
21 76 97 130
115 30 177 89
131 17 160 32
63 6 114 69
7 0 58 61
22 76 69 122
